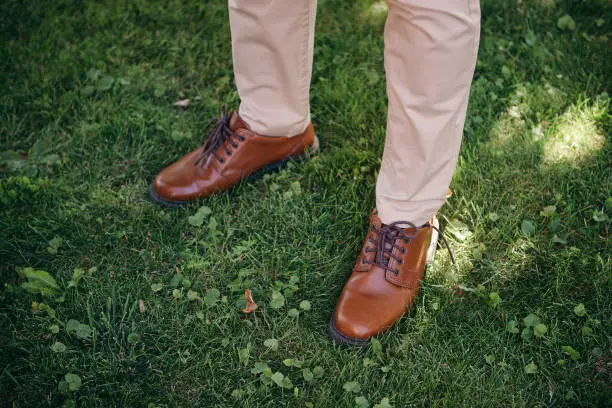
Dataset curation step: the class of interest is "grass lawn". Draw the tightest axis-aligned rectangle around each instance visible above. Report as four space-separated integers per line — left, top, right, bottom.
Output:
1 0 610 406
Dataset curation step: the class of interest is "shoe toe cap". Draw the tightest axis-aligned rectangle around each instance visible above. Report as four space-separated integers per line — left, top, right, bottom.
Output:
333 313 375 341
152 171 175 197
151 168 196 203
332 296 383 341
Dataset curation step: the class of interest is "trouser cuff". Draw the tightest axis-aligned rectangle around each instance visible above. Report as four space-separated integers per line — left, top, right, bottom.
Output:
375 195 446 226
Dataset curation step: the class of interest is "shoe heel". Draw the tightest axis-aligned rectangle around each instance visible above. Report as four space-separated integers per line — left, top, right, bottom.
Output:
425 217 439 265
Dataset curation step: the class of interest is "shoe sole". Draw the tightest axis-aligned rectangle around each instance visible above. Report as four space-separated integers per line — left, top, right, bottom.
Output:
149 135 320 208
328 216 440 346
328 317 372 348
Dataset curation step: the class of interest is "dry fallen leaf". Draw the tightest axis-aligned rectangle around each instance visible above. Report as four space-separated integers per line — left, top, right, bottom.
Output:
242 288 258 313
139 299 145 313
174 99 190 107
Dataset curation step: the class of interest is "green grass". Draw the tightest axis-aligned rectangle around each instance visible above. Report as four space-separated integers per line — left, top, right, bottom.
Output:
1 0 610 406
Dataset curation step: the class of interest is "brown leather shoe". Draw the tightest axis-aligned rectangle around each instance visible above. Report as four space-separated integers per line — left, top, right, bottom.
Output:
329 211 453 346
149 107 319 207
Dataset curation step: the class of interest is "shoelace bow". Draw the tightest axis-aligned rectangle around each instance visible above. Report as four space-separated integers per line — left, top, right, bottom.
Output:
194 105 245 166
364 221 455 275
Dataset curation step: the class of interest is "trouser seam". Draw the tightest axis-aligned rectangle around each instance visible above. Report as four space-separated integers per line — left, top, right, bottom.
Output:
298 2 312 119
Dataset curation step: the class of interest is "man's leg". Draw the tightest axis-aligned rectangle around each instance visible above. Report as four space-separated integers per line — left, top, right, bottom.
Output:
229 0 317 137
330 0 480 345
376 0 480 225
150 0 318 206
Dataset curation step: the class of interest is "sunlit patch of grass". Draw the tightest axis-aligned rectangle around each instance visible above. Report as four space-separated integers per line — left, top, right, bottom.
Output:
360 0 387 25
427 217 476 286
542 101 607 167
535 0 557 10
484 113 531 160
501 237 536 280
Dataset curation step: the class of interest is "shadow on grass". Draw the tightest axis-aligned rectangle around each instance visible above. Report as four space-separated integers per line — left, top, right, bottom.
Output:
0 0 610 406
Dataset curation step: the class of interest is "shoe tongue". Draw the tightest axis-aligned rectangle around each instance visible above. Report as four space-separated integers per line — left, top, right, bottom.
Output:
382 222 416 235
229 112 250 132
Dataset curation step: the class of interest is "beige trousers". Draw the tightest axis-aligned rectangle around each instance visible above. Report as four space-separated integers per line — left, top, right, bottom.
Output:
229 0 480 225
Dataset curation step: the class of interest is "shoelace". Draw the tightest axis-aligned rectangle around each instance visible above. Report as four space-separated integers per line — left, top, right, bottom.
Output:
194 105 246 166
364 221 455 275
